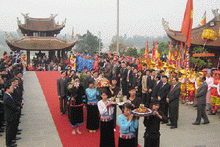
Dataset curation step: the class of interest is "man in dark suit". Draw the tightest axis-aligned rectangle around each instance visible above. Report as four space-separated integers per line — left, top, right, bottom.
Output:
120 62 128 96
126 63 133 88
147 69 156 106
104 60 112 80
151 75 162 100
4 84 20 147
192 75 210 125
158 75 171 123
166 77 181 129
11 78 24 139
132 67 138 87
115 61 121 77
57 71 68 115
115 61 121 88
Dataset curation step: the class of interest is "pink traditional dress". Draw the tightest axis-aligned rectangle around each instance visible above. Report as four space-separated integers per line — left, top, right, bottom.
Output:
206 76 214 104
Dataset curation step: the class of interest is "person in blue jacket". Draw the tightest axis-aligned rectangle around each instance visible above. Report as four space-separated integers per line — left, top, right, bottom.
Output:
85 79 99 133
118 102 138 147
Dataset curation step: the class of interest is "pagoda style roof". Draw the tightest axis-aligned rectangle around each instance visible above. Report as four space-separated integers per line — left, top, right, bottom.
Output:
17 13 66 33
5 37 76 51
162 9 220 47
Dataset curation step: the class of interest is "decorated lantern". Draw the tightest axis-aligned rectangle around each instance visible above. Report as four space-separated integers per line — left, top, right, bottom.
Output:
202 29 217 41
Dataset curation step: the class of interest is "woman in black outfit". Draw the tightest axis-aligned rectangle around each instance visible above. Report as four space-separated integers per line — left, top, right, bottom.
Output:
68 76 85 134
143 100 167 147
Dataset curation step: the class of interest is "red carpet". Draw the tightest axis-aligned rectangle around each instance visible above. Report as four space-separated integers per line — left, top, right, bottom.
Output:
36 71 141 147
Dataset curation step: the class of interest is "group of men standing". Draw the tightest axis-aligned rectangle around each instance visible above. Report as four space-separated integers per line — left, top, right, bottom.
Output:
93 56 212 128
0 52 25 147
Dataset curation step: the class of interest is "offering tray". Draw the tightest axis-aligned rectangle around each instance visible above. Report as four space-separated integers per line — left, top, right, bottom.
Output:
131 108 154 117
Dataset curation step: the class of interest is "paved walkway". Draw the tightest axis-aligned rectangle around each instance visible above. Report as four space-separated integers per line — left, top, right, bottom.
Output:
137 100 220 147
1 71 220 147
0 72 62 147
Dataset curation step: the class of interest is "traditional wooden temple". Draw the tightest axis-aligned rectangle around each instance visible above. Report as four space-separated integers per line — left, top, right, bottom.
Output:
162 9 220 68
5 13 76 65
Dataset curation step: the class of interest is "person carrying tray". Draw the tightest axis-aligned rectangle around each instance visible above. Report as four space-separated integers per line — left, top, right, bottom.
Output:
143 100 167 147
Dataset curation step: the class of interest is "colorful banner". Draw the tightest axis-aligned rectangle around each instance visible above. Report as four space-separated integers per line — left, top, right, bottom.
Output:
76 56 95 73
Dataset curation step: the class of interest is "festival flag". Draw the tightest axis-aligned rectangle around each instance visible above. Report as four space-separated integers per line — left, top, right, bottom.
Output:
183 44 187 60
181 0 193 47
182 45 187 67
198 11 206 27
144 40 149 59
152 41 156 61
155 41 160 61
179 42 183 65
174 42 178 60
69 54 76 69
71 27 74 40
167 42 174 64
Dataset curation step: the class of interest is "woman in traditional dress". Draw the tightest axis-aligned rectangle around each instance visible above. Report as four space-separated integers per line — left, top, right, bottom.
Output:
210 71 220 115
68 76 85 134
108 77 120 129
135 70 143 98
128 86 142 109
97 89 115 147
85 79 100 133
118 102 138 147
143 100 167 147
127 86 142 147
108 77 120 98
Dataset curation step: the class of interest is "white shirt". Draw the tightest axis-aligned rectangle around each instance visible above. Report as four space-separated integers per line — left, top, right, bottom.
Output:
206 76 214 91
97 100 114 116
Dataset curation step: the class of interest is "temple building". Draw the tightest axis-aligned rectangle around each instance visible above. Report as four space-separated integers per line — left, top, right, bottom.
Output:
162 9 220 68
5 13 76 65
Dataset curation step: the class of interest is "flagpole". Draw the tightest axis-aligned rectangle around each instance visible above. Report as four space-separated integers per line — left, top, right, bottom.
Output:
116 0 119 55
186 46 190 103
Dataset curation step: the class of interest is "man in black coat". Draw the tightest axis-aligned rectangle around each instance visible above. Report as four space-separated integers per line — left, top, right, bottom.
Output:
120 62 128 96
166 77 181 129
147 69 156 106
11 78 24 137
57 71 68 115
115 61 121 77
192 75 210 125
4 84 20 147
151 75 162 100
158 75 171 123
126 63 133 88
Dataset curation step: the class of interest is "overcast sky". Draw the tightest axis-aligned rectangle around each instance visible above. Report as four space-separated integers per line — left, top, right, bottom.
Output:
0 0 219 46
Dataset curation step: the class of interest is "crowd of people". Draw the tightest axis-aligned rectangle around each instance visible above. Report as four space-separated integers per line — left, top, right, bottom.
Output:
1 49 218 147
56 51 220 147
0 51 25 147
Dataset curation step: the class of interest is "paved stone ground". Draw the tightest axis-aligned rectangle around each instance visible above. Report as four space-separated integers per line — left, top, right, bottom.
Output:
1 71 220 147
0 72 62 147
135 101 220 147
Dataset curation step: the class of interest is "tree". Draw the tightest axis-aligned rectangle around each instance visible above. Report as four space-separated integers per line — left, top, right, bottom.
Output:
126 47 138 58
75 30 103 55
190 46 212 69
139 47 145 56
109 39 132 55
158 42 169 55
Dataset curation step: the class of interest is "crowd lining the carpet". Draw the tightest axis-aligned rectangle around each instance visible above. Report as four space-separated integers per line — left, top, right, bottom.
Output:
0 51 25 147
56 52 219 147
0 50 218 147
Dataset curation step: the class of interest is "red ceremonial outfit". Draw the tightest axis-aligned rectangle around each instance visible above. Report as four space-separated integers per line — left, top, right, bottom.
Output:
211 75 220 113
137 64 142 70
188 73 195 102
93 60 99 71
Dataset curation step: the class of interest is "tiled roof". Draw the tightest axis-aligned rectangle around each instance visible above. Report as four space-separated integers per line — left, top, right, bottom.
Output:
165 19 220 47
6 37 76 51
19 17 64 32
